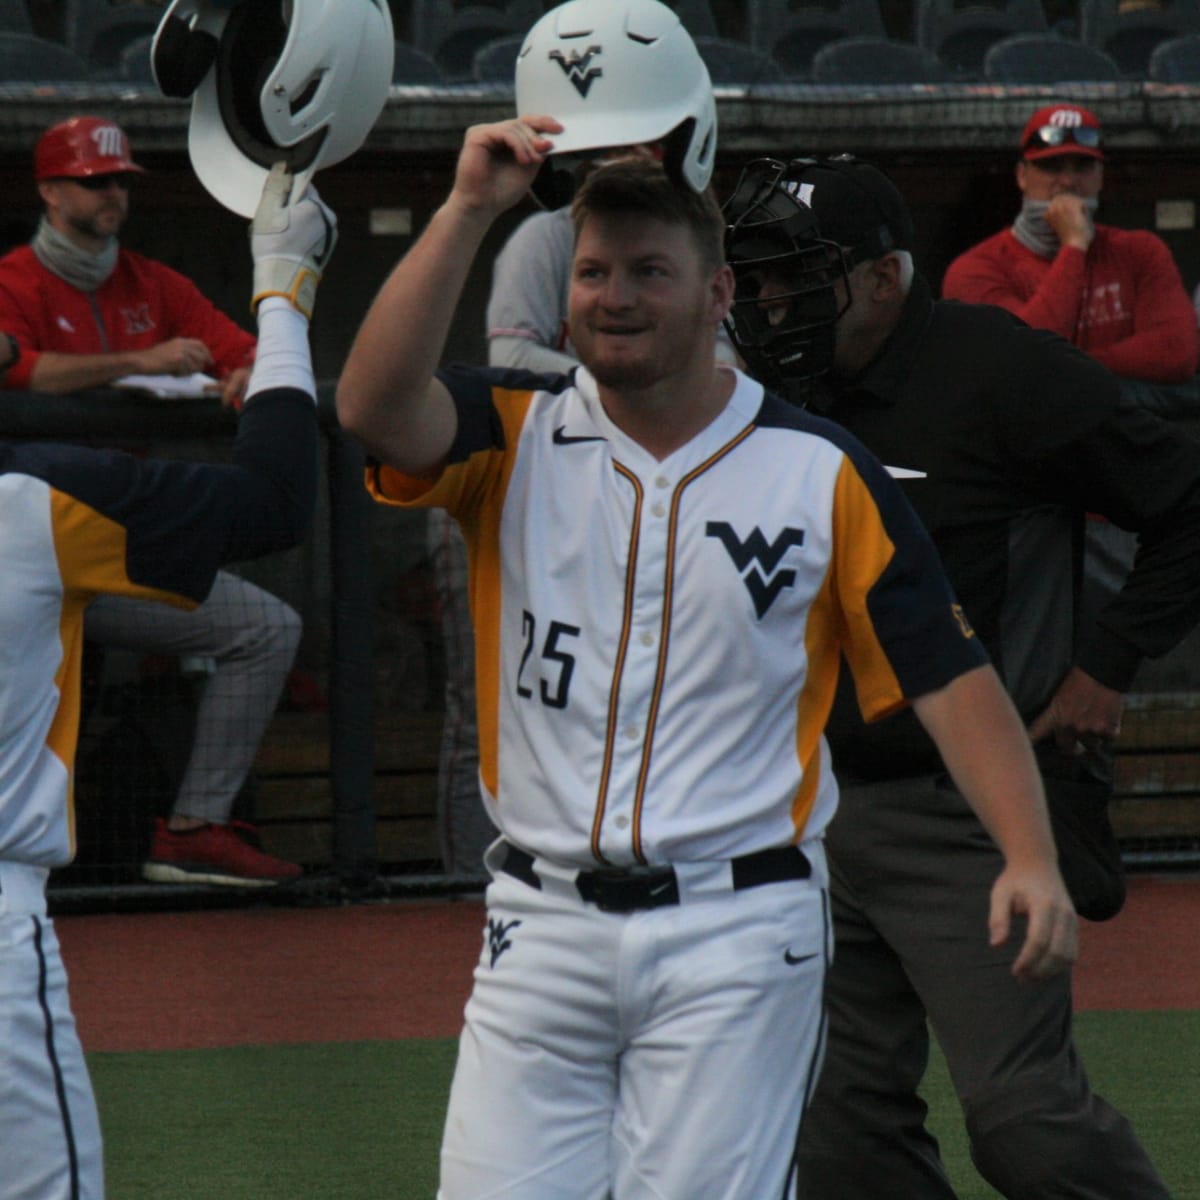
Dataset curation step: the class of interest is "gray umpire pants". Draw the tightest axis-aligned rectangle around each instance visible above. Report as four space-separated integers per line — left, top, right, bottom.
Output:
796 773 1170 1200
84 571 301 826
426 509 496 876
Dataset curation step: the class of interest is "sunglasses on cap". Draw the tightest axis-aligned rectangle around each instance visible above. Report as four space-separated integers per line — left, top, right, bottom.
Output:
1023 125 1102 154
68 174 132 191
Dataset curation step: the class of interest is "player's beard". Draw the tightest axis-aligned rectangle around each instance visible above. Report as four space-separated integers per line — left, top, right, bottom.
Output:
580 299 714 394
587 355 664 392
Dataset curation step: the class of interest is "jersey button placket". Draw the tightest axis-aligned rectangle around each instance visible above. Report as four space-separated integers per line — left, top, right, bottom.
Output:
651 474 670 520
601 468 673 861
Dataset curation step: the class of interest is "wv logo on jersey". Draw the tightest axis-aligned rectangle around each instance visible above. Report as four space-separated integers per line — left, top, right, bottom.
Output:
706 522 805 619
550 46 603 97
487 917 522 968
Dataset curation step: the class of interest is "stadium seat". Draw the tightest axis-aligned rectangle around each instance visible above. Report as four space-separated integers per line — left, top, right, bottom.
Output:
118 32 155 85
659 0 720 37
471 33 522 85
0 30 88 81
984 31 1123 80
747 0 887 80
915 0 1049 79
1080 0 1200 76
392 39 445 85
694 35 788 84
413 0 542 80
812 35 951 83
63 0 161 76
1148 30 1200 78
0 0 32 36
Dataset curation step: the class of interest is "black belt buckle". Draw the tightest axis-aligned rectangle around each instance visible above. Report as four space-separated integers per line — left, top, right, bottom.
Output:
576 866 680 912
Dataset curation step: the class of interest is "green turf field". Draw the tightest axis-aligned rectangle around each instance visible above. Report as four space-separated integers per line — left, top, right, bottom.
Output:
92 1011 1200 1199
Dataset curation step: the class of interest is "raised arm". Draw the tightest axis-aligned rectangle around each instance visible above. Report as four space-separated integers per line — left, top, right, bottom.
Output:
913 664 1078 983
336 116 561 476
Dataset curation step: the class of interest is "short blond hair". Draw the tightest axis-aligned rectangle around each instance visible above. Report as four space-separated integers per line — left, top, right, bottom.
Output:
571 158 725 271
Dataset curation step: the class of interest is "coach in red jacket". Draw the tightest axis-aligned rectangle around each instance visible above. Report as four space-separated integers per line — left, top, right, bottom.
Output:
943 102 1199 410
943 101 1200 627
0 115 255 408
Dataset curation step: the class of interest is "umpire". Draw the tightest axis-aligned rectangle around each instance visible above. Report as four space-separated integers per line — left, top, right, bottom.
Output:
722 156 1195 1198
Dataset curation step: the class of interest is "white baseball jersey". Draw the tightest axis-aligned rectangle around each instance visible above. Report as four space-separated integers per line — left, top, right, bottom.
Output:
369 364 985 870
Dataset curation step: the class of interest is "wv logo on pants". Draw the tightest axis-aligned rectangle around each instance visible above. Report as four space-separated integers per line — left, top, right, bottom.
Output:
706 522 805 618
487 917 522 968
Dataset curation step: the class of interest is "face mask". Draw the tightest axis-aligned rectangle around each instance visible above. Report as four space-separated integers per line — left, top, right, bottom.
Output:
1012 196 1100 259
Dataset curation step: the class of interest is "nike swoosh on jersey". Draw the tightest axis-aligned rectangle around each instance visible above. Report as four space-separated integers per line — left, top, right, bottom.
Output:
784 949 818 966
886 466 927 479
553 425 607 445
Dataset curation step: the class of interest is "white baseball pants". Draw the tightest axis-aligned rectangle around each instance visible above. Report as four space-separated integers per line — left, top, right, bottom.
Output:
0 863 103 1200
438 846 831 1199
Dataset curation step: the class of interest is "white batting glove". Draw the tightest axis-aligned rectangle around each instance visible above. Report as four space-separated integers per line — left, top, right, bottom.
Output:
250 163 338 320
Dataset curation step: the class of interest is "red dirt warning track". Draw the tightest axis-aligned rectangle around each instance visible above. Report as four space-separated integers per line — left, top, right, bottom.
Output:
58 876 1199 1054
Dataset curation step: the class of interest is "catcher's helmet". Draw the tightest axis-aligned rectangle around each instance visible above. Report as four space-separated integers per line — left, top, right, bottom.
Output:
35 117 146 181
722 158 853 391
515 0 717 208
723 155 913 389
151 0 393 217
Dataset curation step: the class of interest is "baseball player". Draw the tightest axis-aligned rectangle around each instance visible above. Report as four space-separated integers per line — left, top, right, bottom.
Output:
336 115 1076 1199
0 164 335 1200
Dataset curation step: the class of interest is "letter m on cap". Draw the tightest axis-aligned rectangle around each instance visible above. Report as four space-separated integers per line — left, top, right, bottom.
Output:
1048 108 1083 128
91 124 126 158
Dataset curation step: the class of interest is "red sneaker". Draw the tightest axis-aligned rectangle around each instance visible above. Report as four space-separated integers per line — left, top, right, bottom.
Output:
142 819 303 888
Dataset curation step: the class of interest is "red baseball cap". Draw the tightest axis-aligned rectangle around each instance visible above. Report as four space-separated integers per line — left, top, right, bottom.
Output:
1019 104 1104 163
34 116 146 181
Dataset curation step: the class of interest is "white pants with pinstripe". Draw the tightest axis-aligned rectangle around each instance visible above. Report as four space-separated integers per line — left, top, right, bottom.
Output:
0 863 102 1200
84 571 301 825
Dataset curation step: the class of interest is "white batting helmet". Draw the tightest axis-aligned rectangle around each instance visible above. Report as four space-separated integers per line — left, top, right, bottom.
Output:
151 0 394 217
515 0 717 206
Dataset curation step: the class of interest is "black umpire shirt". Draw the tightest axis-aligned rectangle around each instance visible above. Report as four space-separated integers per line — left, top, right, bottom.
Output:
812 273 1200 778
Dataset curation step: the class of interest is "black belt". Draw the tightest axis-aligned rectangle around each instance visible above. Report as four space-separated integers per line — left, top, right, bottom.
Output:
498 841 810 913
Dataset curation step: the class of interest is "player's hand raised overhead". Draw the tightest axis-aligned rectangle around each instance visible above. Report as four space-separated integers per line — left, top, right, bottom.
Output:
250 162 338 320
450 116 563 220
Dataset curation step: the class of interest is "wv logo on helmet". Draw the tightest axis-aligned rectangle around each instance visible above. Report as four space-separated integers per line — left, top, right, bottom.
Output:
706 522 806 619
550 46 603 97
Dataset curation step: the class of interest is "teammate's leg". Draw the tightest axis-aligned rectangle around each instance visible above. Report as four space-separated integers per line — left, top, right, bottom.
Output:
0 914 103 1200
